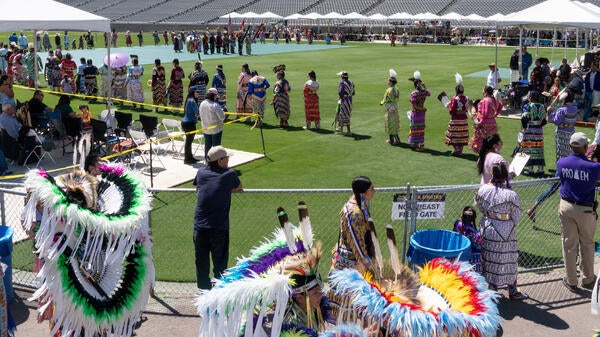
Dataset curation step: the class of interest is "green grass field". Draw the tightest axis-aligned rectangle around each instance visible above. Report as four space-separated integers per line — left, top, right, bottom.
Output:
9 41 590 282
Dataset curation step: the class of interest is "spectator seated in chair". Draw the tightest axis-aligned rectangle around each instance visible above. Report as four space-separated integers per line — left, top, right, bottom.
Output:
28 90 54 129
1 102 42 165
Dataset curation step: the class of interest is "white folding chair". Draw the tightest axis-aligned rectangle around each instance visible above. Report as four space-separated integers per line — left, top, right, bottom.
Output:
161 118 185 158
129 129 165 170
24 131 56 169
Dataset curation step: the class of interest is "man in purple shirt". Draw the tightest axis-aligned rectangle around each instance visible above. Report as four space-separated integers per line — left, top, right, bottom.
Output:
557 132 600 292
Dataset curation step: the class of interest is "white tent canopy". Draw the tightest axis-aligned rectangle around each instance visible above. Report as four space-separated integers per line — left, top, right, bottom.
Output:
344 12 368 20
0 0 110 32
440 12 465 21
486 13 506 21
220 12 243 19
284 13 304 20
303 12 324 20
464 14 486 22
368 13 388 21
239 11 261 18
413 12 440 21
388 12 413 20
321 12 344 19
498 0 600 29
258 11 283 19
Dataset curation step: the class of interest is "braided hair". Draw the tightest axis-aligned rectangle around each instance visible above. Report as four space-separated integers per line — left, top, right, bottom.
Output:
352 176 372 211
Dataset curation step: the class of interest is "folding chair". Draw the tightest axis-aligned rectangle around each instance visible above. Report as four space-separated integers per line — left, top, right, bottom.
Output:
62 117 82 156
114 111 133 138
99 108 117 134
139 114 169 155
128 129 165 169
90 119 118 156
24 132 56 169
161 118 185 157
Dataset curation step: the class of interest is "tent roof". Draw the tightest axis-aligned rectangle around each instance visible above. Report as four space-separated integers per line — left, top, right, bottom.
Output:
388 12 413 20
499 0 600 29
220 12 243 19
258 11 283 19
321 12 344 19
464 13 486 21
368 13 388 20
303 12 324 20
284 13 304 20
0 0 110 32
239 11 261 18
439 12 464 21
486 13 506 21
344 12 368 20
413 12 440 20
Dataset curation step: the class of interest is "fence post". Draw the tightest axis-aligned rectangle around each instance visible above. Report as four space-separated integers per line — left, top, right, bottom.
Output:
0 190 5 226
402 183 411 263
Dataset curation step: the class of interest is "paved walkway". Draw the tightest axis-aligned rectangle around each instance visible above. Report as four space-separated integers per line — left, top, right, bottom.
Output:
10 260 600 337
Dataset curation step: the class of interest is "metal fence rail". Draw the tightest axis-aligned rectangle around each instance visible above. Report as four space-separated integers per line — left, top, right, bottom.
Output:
1 178 567 303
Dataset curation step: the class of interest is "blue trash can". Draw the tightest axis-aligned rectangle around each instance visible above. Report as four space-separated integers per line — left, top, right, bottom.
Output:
406 229 471 268
0 226 13 303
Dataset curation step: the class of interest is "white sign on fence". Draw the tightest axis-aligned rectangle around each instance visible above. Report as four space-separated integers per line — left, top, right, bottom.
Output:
392 193 446 220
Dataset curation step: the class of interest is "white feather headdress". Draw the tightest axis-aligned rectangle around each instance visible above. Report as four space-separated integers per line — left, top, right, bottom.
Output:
413 70 421 80
389 68 397 80
455 73 463 85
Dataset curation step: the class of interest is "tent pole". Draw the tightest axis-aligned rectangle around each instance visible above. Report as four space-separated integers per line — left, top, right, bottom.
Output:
564 28 567 59
33 30 38 89
552 28 555 63
576 28 579 67
494 22 498 88
536 29 539 58
107 31 112 111
519 26 522 81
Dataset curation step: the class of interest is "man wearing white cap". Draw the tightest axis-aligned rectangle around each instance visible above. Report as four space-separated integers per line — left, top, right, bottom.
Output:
199 87 225 161
557 132 600 292
193 145 243 289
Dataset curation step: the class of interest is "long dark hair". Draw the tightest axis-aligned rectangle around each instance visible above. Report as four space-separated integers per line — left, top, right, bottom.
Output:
352 176 372 211
477 134 502 175
490 162 510 188
461 206 477 224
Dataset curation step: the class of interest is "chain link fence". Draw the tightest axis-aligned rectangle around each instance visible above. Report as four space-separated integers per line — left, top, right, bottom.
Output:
0 178 568 304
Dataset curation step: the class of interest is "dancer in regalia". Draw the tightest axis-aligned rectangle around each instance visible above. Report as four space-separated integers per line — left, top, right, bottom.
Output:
196 202 335 337
381 69 400 145
328 225 502 337
444 73 470 156
408 70 430 151
22 163 154 337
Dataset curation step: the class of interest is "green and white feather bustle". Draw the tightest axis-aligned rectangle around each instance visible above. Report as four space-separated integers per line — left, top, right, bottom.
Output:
23 165 154 337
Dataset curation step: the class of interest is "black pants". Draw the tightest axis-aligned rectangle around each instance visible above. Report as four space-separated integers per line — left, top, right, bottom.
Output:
194 228 229 290
181 121 196 160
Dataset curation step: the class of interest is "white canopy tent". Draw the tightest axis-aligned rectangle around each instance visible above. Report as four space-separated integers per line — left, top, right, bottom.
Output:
440 12 465 21
388 12 413 20
0 0 111 91
219 12 244 19
368 13 388 21
499 0 600 29
0 0 110 32
258 11 283 19
343 12 368 20
413 12 440 21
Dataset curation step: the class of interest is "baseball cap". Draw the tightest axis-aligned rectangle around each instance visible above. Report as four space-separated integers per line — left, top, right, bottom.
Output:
207 146 229 161
189 85 201 94
570 132 590 147
207 87 218 95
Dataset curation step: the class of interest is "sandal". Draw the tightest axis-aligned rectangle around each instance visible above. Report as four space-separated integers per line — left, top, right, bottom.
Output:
509 291 529 300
